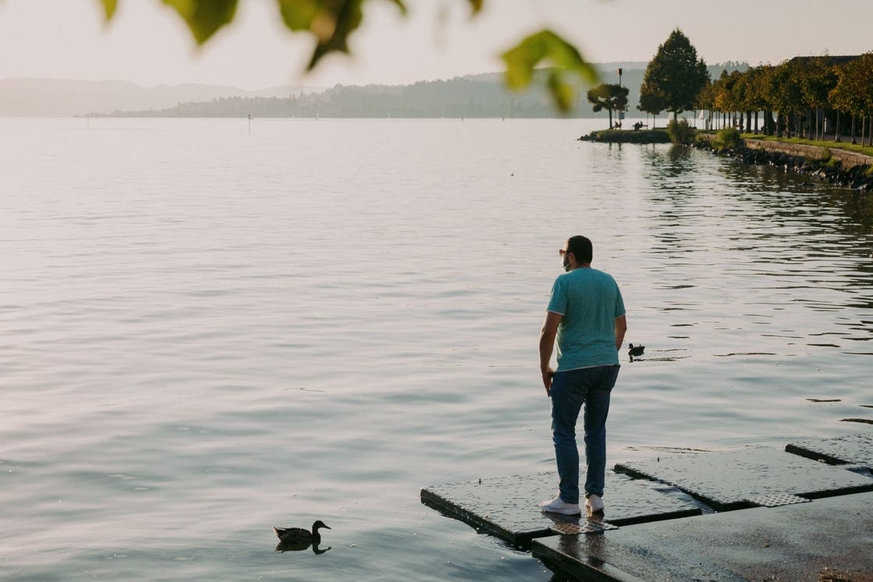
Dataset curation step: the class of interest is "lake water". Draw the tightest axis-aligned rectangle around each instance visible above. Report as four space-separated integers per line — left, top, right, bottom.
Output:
1 118 871 580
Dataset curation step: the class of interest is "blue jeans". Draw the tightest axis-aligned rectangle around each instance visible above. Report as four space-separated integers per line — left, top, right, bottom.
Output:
550 365 620 504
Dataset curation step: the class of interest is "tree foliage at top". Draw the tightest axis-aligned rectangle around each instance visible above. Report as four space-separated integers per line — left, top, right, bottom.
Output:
95 0 597 113
637 88 666 127
829 53 873 118
764 62 806 120
641 29 709 119
637 84 666 115
798 57 839 111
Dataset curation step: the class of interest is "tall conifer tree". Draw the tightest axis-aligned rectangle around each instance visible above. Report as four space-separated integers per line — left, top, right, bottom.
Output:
642 29 709 121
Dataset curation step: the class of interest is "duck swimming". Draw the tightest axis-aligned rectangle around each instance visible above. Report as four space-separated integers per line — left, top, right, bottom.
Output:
273 520 331 544
628 343 645 357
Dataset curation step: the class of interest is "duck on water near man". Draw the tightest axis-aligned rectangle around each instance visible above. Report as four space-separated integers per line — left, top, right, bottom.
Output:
273 520 331 543
273 520 332 553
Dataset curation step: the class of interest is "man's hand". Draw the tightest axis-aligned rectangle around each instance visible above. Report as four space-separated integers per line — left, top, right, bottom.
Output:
541 367 555 396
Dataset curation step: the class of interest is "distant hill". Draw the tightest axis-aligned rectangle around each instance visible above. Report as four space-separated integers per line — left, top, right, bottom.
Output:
2 61 749 118
0 78 322 117
98 64 653 119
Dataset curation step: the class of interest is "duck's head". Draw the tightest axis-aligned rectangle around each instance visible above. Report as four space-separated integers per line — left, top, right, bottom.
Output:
312 520 331 533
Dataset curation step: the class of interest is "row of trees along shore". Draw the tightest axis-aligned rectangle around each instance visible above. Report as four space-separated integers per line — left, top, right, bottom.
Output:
699 53 873 145
586 28 873 147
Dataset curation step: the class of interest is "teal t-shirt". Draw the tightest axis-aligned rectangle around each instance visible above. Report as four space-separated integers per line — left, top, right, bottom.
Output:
546 267 625 370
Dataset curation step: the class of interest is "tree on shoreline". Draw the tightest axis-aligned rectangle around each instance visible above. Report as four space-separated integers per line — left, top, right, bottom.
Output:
767 62 806 138
741 67 771 134
713 70 742 130
694 54 872 144
829 53 873 146
798 57 839 141
587 83 629 129
638 83 667 129
641 29 709 122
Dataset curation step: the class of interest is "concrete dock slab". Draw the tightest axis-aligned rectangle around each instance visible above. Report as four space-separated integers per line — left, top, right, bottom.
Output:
532 491 873 582
786 432 873 470
420 471 702 547
614 446 873 511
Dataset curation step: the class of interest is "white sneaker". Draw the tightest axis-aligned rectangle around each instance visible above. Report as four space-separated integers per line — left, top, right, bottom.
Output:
585 494 604 512
540 494 582 515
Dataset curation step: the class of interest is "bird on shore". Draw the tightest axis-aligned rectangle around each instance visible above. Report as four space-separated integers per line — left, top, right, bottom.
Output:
273 520 331 544
628 344 645 358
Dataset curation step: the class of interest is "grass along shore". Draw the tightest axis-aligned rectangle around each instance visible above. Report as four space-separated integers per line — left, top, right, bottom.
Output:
739 134 873 158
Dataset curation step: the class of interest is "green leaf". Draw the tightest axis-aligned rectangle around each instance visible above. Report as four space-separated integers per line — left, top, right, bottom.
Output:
162 0 238 45
275 0 320 31
275 0 406 72
387 0 408 16
99 0 118 20
501 29 598 113
466 0 483 14
547 71 575 114
308 0 366 70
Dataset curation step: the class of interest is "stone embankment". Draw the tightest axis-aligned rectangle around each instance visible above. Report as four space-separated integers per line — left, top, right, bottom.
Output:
694 136 873 191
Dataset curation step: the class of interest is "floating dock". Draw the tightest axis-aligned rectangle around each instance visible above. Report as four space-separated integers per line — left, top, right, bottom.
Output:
420 433 873 581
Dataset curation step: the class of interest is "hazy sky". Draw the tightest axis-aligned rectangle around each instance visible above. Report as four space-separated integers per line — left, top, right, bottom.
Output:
2 0 872 89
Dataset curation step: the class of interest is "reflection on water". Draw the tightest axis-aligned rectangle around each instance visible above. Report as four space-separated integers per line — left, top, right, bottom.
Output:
635 141 873 357
275 540 331 554
541 511 609 532
1 118 872 581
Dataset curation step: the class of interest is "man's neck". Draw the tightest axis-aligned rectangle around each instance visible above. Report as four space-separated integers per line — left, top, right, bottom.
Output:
568 262 592 271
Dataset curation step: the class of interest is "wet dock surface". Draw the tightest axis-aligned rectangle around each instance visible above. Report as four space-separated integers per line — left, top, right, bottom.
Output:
614 445 873 511
421 471 702 547
786 432 873 470
421 433 873 580
532 491 873 582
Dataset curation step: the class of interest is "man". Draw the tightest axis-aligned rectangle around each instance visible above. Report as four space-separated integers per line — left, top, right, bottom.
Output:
539 235 627 515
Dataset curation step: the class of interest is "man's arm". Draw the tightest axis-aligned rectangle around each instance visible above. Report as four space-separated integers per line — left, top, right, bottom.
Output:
539 311 562 396
614 314 628 351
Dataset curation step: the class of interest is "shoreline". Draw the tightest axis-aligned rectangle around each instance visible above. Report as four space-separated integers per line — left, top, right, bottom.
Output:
579 128 873 190
693 136 873 191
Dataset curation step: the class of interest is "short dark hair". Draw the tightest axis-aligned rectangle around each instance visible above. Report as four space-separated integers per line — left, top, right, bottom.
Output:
566 235 592 263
